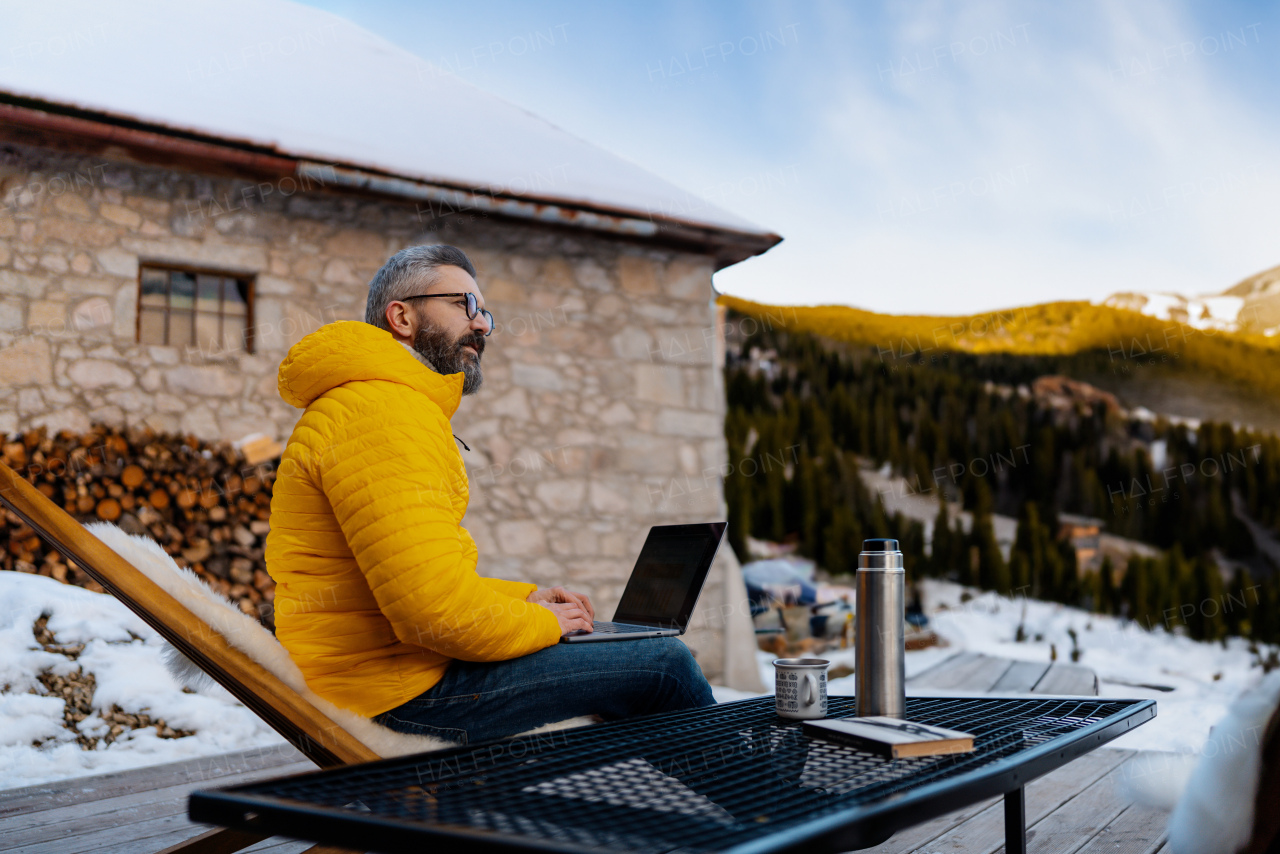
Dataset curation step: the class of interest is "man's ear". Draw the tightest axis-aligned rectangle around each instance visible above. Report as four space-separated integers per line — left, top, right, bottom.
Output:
385 301 414 339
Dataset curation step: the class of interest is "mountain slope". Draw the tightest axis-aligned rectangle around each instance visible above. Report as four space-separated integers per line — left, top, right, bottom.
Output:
1223 263 1280 330
718 295 1280 407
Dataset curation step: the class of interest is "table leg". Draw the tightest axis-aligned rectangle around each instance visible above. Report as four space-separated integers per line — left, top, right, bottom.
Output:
1004 786 1026 854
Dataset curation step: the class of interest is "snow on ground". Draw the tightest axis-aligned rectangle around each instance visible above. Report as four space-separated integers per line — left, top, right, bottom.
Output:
723 579 1268 756
0 571 285 790
916 580 1266 753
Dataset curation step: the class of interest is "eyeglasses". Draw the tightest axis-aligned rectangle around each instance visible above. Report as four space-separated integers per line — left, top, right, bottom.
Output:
400 292 495 336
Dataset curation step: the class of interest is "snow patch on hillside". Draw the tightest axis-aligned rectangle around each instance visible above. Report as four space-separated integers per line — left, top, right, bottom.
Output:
1102 291 1248 332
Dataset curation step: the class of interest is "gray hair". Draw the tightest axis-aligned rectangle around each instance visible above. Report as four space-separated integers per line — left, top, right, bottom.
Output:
364 244 477 332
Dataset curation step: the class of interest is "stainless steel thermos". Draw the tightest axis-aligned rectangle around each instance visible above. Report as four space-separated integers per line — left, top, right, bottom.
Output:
855 538 906 718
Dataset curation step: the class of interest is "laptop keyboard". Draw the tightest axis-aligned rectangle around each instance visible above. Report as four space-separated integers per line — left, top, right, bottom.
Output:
590 621 646 634
566 621 655 635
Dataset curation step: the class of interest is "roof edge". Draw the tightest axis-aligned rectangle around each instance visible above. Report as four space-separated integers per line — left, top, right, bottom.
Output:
0 94 781 269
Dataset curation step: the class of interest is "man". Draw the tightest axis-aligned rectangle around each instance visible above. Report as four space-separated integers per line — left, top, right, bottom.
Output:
266 244 714 745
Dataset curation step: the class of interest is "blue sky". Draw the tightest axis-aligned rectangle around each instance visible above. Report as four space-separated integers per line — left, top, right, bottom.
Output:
297 0 1280 314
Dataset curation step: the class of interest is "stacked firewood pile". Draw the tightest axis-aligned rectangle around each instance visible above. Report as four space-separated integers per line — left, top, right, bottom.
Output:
2 425 281 629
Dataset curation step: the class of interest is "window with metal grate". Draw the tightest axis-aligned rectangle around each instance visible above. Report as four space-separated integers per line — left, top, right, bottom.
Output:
137 265 254 356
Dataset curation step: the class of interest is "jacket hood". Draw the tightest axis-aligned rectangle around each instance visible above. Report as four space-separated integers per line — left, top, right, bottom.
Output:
277 321 464 416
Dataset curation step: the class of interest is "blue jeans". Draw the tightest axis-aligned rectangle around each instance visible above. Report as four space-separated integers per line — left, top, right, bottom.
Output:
371 637 716 745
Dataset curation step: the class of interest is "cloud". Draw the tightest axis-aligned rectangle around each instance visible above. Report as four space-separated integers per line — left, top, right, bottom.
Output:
714 0 1280 314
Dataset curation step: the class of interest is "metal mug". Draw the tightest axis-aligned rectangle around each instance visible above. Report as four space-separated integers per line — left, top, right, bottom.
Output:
773 658 829 720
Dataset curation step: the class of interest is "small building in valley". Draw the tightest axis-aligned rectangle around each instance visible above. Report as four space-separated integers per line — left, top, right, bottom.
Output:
1058 512 1104 574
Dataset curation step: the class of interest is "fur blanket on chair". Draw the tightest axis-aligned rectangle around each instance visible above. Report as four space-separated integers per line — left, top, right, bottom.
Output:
86 522 597 758
1166 669 1280 854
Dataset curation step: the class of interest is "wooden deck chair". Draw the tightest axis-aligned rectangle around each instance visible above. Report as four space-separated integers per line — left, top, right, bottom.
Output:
0 461 593 854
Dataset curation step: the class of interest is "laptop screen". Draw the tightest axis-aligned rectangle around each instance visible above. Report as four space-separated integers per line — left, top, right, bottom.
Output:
612 523 726 629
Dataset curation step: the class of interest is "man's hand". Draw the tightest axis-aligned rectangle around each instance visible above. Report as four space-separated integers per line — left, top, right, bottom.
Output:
527 587 595 636
539 602 594 636
526 586 595 620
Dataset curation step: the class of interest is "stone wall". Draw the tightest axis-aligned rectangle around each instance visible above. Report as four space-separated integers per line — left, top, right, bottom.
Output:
0 142 762 689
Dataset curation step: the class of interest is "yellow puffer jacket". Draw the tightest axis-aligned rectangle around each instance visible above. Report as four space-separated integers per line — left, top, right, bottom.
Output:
265 321 561 717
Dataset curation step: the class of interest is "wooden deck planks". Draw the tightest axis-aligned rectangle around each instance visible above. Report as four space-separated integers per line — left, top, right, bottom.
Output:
0 743 308 818
1033 663 1100 697
908 652 1100 697
0 744 315 854
1070 804 1170 854
0 760 315 851
908 652 1015 691
861 748 1132 854
990 661 1052 693
102 828 317 854
238 841 323 854
12 809 232 854
854 750 1171 854
856 794 1003 854
893 750 1133 854
1015 761 1139 854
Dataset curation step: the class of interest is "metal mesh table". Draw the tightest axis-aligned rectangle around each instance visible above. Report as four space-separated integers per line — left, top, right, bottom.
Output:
190 695 1155 854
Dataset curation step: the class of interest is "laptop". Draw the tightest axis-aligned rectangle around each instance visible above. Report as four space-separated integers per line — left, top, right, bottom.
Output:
560 522 727 644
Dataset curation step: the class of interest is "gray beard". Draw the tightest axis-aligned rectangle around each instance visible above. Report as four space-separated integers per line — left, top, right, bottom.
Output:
411 320 485 395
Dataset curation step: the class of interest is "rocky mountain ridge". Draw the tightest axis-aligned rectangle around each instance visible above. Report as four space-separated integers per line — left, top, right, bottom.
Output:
1102 263 1280 335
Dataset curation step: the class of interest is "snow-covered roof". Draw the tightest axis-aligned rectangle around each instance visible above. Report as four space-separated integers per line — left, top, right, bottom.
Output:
0 0 777 249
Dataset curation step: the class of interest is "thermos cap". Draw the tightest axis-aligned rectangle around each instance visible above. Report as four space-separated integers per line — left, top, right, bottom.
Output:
858 538 903 570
